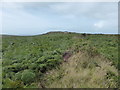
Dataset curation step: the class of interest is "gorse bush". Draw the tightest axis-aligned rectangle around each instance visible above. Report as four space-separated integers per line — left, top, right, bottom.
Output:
21 70 35 84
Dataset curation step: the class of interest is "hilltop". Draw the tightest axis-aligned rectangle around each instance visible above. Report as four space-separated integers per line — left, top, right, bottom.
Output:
1 32 119 88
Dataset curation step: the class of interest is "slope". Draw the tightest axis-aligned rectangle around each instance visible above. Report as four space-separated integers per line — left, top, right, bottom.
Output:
1 32 119 88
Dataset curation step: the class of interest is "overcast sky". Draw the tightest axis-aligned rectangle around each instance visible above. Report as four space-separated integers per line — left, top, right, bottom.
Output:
0 2 118 35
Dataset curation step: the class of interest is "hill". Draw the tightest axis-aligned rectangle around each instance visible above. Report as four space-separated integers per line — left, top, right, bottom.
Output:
1 32 119 88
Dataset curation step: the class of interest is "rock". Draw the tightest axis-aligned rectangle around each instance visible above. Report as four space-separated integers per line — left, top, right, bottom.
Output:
63 52 72 62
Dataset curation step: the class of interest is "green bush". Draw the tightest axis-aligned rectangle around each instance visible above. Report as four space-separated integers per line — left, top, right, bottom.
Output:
3 78 24 88
14 72 22 80
28 63 37 70
21 70 35 84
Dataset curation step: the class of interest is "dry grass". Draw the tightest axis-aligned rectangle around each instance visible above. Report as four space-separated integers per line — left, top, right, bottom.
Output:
42 52 118 88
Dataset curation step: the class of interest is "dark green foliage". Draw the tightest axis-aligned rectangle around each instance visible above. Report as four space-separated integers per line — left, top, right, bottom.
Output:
3 78 24 88
106 70 117 79
14 72 22 81
2 32 119 88
21 70 35 84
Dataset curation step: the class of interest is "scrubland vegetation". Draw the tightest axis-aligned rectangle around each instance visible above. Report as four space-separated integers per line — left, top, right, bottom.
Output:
1 32 119 88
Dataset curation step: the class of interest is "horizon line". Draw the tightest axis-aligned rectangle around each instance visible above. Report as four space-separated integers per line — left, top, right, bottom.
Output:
0 31 119 36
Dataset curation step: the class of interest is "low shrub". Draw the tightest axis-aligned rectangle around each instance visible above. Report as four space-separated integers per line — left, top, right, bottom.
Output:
21 70 35 84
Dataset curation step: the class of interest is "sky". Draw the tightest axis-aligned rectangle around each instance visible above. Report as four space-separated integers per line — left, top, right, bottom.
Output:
0 2 118 35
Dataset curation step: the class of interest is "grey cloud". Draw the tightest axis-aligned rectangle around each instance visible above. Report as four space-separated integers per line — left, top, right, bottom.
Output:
49 2 117 19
